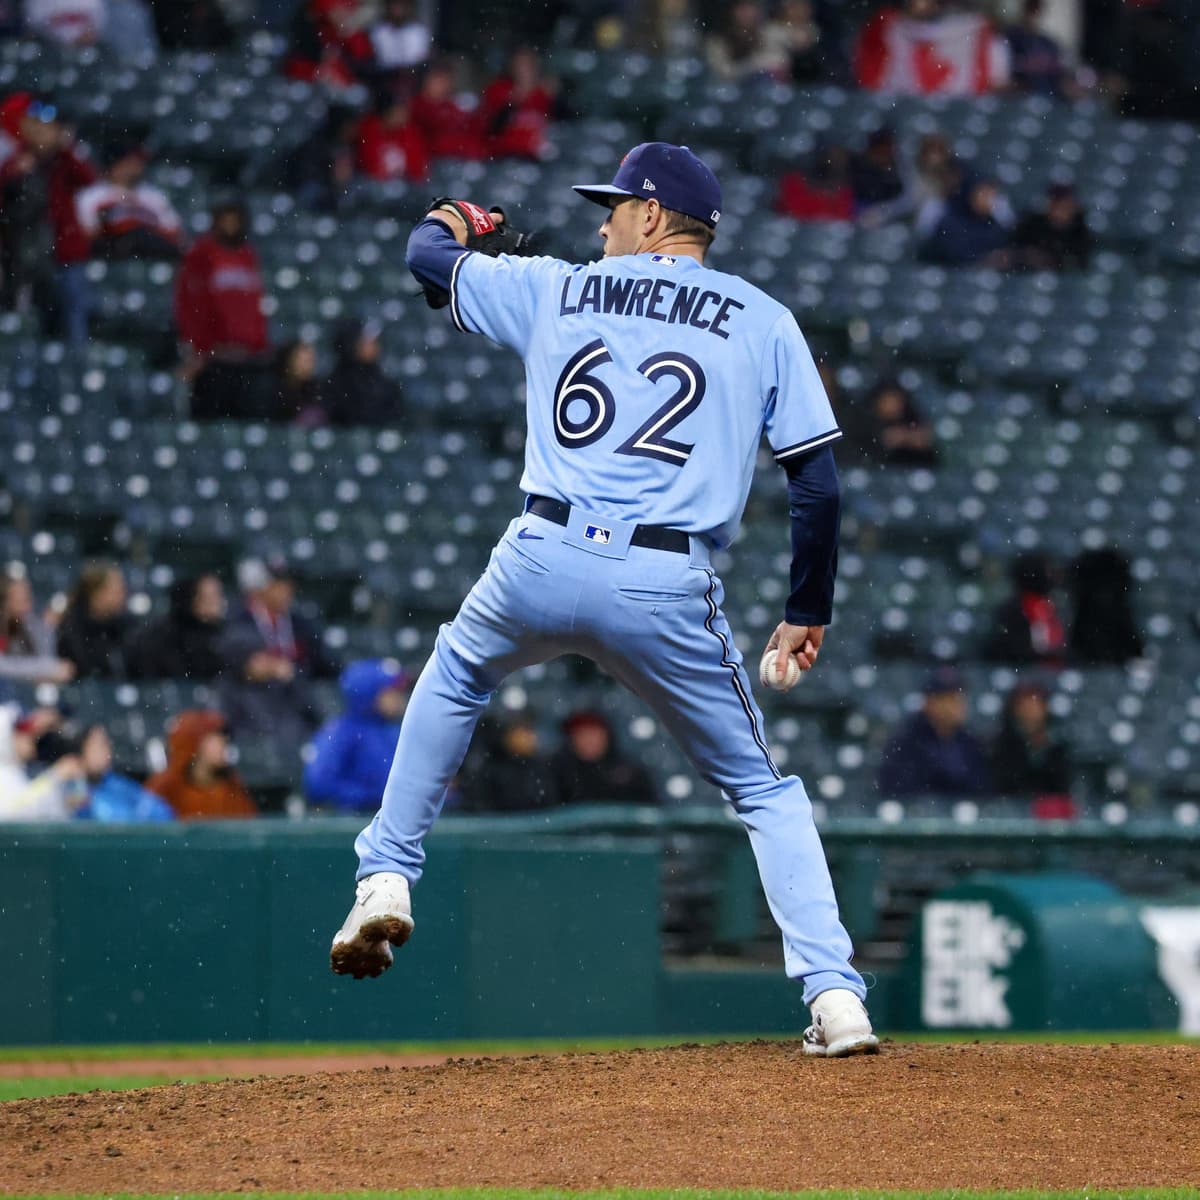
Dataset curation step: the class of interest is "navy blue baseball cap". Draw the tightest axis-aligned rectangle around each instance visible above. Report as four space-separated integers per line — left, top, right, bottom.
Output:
573 142 722 230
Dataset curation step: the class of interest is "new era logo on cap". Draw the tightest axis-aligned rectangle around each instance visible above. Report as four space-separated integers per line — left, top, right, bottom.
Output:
573 143 723 230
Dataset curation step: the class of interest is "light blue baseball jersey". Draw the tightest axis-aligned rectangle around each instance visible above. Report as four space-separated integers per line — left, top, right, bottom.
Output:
447 249 841 548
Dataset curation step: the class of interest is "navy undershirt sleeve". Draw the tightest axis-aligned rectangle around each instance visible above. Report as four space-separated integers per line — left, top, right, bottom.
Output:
405 216 470 293
783 444 840 626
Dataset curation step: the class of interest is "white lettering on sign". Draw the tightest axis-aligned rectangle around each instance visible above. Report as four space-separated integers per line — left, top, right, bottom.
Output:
1140 907 1200 1035
921 900 1026 1028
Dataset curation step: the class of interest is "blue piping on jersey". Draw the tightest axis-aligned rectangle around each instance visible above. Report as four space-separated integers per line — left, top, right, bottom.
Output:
702 569 781 781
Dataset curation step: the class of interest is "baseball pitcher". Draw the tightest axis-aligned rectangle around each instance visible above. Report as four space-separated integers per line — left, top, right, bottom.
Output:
332 143 879 1057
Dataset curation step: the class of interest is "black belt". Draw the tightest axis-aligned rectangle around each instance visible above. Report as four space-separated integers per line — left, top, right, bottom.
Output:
525 496 692 554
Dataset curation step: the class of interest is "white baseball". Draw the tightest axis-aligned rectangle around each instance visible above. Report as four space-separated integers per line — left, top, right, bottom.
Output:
759 648 802 692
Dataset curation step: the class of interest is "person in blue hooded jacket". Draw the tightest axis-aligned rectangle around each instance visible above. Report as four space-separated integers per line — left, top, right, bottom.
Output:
919 175 1015 268
303 659 409 813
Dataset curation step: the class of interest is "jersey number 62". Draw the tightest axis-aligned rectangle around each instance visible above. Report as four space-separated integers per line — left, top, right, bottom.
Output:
553 337 707 467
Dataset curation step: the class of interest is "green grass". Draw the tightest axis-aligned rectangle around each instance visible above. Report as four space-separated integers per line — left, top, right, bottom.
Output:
0 1028 1193 1064
2 1190 1196 1200
0 1074 222 1101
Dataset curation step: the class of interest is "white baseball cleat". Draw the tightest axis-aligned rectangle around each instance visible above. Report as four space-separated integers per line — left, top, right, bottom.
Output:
330 872 415 979
802 988 880 1058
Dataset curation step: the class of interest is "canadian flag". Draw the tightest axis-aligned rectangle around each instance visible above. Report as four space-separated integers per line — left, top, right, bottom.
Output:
855 9 1010 96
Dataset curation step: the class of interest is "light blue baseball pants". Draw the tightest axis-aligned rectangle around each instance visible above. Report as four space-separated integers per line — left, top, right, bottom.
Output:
355 503 866 1003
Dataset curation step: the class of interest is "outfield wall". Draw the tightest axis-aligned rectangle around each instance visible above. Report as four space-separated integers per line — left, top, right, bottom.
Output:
0 813 1192 1044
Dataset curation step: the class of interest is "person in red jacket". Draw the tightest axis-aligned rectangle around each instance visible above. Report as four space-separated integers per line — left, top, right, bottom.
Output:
0 92 97 344
355 93 429 182
410 60 485 161
479 46 560 161
284 0 372 88
174 199 272 421
776 143 855 222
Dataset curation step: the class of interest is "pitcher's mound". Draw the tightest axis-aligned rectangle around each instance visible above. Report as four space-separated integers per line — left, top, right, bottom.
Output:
2 1041 1197 1193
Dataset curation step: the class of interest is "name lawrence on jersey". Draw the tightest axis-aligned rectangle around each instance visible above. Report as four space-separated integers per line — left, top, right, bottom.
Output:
557 272 746 340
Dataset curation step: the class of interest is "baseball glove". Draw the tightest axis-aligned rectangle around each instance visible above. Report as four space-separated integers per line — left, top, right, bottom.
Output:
421 198 536 310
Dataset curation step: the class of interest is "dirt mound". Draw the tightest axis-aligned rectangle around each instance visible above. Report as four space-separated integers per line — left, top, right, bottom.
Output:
2 1041 1197 1193
0 1052 486 1080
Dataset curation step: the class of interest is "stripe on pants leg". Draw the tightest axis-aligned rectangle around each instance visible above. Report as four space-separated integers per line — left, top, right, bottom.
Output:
703 569 781 781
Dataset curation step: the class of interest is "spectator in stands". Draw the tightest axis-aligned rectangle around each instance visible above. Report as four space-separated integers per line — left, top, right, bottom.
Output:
0 572 73 685
842 377 938 467
303 658 407 813
480 46 561 161
1005 0 1071 98
128 573 226 681
878 667 990 798
147 0 233 49
775 142 854 223
776 0 825 84
56 560 134 679
176 199 272 421
0 705 36 818
848 126 905 220
368 0 432 81
855 0 1008 96
1013 182 1092 272
707 0 790 81
908 132 961 235
0 93 97 344
272 339 324 424
218 556 339 749
75 723 173 820
25 0 106 45
919 175 1015 268
355 93 429 183
411 60 486 160
1 706 47 818
284 0 372 88
989 680 1074 813
550 710 658 806
1068 547 1144 666
34 721 174 821
285 0 353 87
75 136 181 261
458 711 559 812
0 709 85 820
323 318 404 427
983 553 1066 668
283 103 359 213
146 709 258 819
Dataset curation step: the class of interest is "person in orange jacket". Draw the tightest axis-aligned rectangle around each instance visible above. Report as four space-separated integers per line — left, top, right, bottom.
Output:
146 709 258 820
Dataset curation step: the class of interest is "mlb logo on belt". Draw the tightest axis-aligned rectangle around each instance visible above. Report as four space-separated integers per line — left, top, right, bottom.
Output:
584 524 612 544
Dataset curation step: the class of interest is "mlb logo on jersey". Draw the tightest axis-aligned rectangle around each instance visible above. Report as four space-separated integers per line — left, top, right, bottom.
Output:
584 524 612 544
